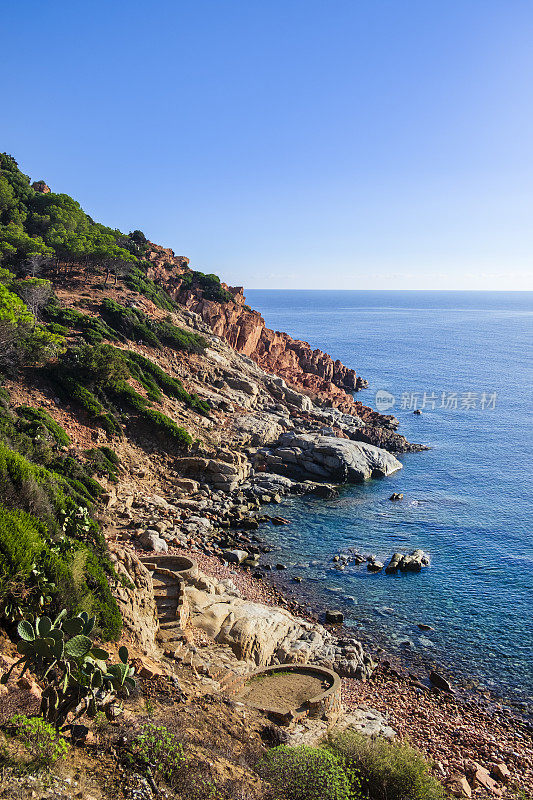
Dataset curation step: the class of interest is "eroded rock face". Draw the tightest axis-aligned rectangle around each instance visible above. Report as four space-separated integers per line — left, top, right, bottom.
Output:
108 544 159 657
184 573 375 679
257 432 403 483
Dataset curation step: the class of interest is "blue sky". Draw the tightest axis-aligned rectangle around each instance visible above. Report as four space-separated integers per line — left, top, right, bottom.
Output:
2 1 532 289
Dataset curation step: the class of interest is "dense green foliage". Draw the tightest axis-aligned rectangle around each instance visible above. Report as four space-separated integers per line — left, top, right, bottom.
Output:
8 714 69 763
0 276 63 371
15 406 70 447
257 745 361 800
127 724 187 784
329 731 446 800
179 270 233 302
124 262 176 311
125 351 210 415
100 298 207 354
0 153 137 270
0 393 121 639
44 298 119 345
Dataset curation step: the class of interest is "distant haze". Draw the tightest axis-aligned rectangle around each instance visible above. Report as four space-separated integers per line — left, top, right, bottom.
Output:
2 1 532 290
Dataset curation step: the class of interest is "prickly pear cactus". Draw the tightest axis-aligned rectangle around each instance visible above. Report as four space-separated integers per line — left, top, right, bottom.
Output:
0 611 136 729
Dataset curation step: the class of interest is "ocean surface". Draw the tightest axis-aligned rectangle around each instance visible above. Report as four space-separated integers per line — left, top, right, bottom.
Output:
245 290 533 708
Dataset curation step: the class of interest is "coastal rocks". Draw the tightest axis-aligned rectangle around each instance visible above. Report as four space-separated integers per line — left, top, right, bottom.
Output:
446 775 472 798
175 452 250 491
334 707 396 739
223 549 249 564
139 530 168 553
389 492 403 501
231 413 284 445
367 560 384 572
429 671 453 693
183 571 375 679
173 478 200 494
325 610 344 624
385 549 430 573
258 432 402 483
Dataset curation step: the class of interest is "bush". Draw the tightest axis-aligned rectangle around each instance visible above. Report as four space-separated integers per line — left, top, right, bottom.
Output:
128 723 187 785
257 745 361 800
154 318 206 354
16 406 70 447
83 446 120 481
329 731 445 800
8 714 68 764
125 351 210 414
44 300 118 344
140 408 192 447
125 263 176 311
100 298 160 346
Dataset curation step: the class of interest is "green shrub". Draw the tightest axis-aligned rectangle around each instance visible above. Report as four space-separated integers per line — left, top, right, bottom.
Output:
329 731 445 800
84 446 120 481
179 270 233 302
8 714 68 764
16 406 70 447
125 351 210 414
257 745 360 800
140 408 192 447
128 724 187 784
125 263 176 311
100 298 160 346
44 300 119 344
154 318 206 354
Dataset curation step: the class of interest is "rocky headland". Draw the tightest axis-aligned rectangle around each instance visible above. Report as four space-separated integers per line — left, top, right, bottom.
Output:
0 158 530 799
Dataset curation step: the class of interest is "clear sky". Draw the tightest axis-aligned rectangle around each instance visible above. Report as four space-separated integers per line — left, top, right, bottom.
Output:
2 1 532 290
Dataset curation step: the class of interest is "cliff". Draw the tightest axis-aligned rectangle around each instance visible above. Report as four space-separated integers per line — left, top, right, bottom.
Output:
142 244 402 433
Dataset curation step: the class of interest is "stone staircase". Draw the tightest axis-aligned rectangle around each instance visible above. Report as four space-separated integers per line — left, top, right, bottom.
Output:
143 558 251 695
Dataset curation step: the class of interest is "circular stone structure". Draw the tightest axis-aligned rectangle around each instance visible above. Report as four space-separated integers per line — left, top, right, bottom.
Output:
237 665 342 724
140 554 198 581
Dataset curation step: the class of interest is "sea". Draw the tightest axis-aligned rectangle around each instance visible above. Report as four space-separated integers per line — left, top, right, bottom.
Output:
245 290 533 710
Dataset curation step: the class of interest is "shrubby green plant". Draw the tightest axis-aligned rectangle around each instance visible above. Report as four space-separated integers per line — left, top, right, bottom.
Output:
1 612 135 729
8 714 68 764
329 731 446 800
128 723 187 784
257 744 361 800
16 406 70 447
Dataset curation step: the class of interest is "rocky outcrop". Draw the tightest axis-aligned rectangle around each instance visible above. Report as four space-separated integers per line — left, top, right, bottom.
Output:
175 451 250 491
108 544 160 657
142 252 377 412
256 432 402 483
184 572 375 679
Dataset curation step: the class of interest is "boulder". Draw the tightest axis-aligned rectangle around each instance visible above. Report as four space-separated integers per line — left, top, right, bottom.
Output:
222 549 249 564
173 478 200 494
446 775 472 798
367 561 384 572
385 553 403 573
325 610 344 624
139 531 168 553
429 671 453 692
260 432 402 484
491 762 510 783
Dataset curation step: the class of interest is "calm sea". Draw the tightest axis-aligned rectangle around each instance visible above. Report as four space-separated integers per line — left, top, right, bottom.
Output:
245 290 533 708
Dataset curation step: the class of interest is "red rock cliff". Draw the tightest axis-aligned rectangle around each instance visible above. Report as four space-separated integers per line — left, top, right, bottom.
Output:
143 246 398 426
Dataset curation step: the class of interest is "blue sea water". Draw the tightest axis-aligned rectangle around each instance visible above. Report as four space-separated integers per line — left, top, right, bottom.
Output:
245 290 533 707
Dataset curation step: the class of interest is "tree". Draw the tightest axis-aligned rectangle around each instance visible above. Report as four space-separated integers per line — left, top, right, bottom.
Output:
12 278 53 319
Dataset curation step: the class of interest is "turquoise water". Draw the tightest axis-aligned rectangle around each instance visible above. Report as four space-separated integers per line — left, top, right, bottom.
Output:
245 290 533 707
